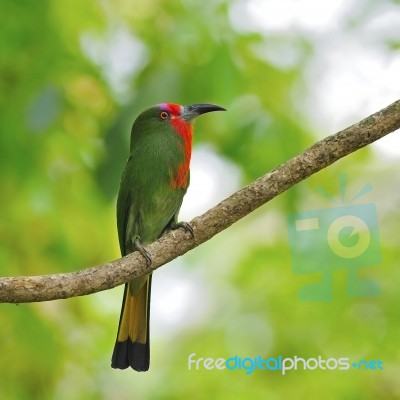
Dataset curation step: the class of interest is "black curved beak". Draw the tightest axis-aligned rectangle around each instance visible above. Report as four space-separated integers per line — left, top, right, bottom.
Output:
182 103 226 121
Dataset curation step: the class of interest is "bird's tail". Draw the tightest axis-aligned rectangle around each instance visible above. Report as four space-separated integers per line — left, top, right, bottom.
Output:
111 274 152 371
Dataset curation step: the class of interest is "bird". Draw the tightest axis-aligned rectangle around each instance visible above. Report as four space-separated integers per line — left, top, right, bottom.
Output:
111 102 226 371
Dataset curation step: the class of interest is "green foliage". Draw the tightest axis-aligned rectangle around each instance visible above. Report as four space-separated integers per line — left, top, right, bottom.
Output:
1 0 399 399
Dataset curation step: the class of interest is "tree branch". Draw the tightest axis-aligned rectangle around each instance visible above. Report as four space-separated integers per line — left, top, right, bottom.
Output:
1 99 400 303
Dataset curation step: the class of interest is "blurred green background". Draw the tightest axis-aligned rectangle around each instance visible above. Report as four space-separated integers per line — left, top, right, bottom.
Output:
1 0 400 399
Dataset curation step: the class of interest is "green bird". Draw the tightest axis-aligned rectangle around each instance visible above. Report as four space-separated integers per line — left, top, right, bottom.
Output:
111 102 226 371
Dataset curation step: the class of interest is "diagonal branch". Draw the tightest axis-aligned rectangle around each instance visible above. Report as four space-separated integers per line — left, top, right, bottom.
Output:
1 99 399 303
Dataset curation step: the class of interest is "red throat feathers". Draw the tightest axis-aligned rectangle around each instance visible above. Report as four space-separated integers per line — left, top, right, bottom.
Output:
161 103 193 189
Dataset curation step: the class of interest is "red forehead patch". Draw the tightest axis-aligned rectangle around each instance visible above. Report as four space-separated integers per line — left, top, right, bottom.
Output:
159 103 183 116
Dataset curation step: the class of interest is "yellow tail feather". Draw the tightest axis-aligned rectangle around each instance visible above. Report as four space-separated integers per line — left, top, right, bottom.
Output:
111 274 152 371
118 276 150 343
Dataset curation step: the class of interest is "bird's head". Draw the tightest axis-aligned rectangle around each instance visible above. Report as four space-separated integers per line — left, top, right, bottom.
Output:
129 102 226 188
130 103 226 148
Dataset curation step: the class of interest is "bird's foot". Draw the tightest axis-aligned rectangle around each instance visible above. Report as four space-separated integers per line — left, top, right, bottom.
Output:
170 221 194 238
134 239 152 266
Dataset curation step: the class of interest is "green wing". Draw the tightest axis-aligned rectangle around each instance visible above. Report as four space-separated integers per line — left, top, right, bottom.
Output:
116 157 134 257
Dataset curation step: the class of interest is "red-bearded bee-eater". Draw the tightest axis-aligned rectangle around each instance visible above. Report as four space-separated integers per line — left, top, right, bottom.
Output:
111 103 226 371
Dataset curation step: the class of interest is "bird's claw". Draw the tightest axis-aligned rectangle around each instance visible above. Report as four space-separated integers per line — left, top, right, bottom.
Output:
134 239 152 266
170 221 194 238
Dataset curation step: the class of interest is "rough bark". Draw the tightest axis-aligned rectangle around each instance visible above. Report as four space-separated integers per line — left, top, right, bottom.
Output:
1 99 399 303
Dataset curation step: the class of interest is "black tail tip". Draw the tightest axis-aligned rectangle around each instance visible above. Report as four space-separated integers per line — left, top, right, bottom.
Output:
111 339 150 372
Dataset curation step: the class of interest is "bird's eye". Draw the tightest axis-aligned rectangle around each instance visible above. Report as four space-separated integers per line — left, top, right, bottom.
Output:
160 111 169 120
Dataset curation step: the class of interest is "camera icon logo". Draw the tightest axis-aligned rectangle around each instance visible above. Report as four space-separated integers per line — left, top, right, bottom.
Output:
327 215 371 259
287 177 381 301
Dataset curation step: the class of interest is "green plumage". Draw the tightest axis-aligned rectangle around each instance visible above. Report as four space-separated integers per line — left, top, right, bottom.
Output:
118 107 188 253
111 106 188 371
111 103 226 372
